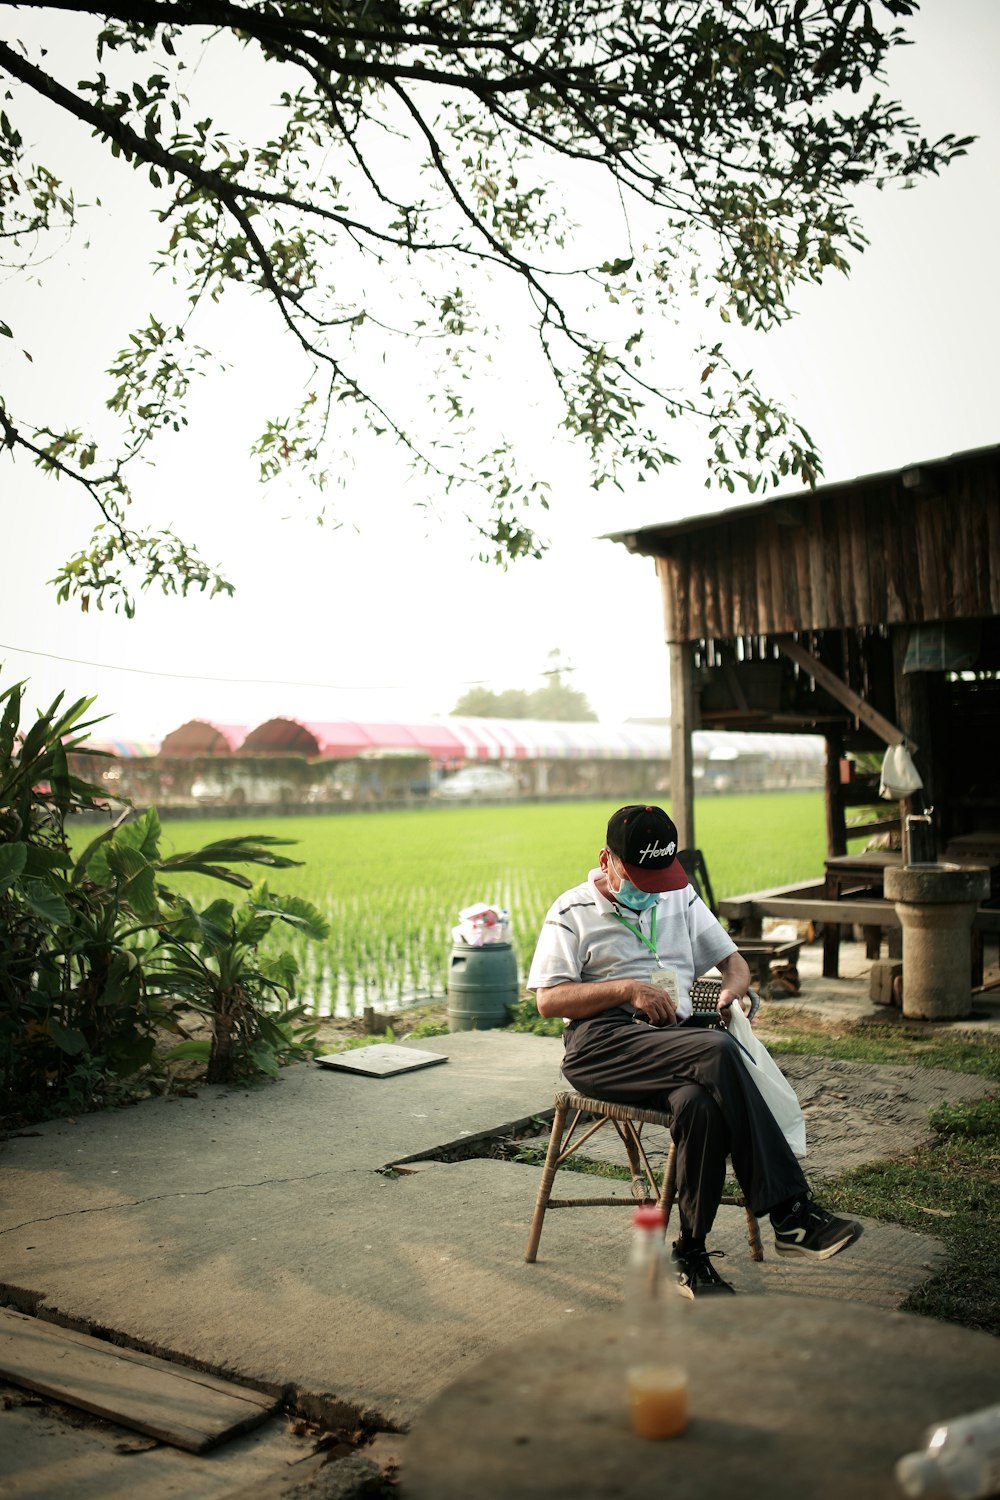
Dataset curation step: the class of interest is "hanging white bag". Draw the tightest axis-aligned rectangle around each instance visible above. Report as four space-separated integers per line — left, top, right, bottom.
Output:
879 742 923 801
727 1001 807 1158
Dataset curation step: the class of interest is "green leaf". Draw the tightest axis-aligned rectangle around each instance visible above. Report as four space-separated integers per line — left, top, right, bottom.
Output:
247 887 330 941
0 842 27 892
21 878 72 927
190 898 235 952
74 814 130 885
164 1038 211 1061
98 951 143 1006
111 806 163 863
46 1018 87 1056
161 834 302 881
257 952 298 995
249 1042 280 1078
106 844 158 919
24 845 72 877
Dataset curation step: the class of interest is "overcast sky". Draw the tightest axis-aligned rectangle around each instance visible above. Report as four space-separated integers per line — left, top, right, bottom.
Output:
2 2 998 744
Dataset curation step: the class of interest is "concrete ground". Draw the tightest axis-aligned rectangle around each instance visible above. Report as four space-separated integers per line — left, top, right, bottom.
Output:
1 939 997 1498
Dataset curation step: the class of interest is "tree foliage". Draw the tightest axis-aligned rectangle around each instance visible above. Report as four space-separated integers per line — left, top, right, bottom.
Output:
453 682 597 720
0 0 971 613
453 650 596 719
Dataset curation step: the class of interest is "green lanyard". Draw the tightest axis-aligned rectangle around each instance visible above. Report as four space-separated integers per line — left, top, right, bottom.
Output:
613 907 658 959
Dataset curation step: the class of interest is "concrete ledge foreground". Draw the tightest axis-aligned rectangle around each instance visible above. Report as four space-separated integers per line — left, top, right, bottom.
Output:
0 1027 994 1498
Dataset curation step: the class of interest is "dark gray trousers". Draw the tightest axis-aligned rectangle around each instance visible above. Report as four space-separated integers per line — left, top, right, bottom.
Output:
561 1011 808 1242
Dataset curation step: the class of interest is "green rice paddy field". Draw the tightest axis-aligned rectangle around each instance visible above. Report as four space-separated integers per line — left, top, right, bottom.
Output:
154 793 826 1016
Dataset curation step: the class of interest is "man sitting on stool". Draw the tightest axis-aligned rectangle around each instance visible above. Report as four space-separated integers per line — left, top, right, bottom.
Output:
527 804 862 1295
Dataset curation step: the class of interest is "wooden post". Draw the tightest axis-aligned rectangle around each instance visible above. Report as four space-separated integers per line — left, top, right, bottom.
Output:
825 733 848 860
823 733 847 978
891 627 935 834
669 641 696 850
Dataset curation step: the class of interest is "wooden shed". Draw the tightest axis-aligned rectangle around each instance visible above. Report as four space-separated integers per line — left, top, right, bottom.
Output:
608 443 1000 970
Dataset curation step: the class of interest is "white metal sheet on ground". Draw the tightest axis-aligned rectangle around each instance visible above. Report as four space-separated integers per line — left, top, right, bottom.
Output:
315 1045 449 1078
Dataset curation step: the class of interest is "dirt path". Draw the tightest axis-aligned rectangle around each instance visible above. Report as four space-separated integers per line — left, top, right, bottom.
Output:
777 1054 991 1177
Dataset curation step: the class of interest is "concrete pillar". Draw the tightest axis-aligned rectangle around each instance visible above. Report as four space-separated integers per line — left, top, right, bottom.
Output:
884 864 990 1020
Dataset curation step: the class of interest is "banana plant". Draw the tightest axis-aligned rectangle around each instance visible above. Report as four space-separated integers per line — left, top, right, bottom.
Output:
0 680 124 1115
151 885 329 1083
1 669 329 1120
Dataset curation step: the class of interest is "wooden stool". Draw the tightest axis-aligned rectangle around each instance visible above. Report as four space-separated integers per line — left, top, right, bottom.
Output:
524 1091 763 1263
524 983 764 1264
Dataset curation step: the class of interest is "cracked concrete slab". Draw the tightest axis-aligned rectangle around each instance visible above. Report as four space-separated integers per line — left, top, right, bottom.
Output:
0 1387 322 1500
0 1015 995 1497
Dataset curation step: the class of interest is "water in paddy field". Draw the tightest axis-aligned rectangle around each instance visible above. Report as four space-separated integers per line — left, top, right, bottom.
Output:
307 963 446 1019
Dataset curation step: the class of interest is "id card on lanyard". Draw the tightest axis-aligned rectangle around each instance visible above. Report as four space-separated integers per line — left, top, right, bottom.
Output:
613 908 680 1007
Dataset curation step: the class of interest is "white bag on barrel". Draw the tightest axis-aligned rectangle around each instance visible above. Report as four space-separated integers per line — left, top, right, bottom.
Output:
727 1001 807 1158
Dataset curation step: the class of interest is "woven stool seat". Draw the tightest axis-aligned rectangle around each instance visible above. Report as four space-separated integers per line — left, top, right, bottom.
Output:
524 984 763 1264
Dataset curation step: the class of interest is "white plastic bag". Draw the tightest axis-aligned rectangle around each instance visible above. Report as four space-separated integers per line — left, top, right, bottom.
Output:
727 1001 807 1158
452 902 510 946
879 742 923 801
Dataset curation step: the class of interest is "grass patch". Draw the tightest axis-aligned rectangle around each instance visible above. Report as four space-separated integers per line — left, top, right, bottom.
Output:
761 1016 1000 1080
513 1146 632 1180
509 995 565 1037
822 1096 1000 1333
759 1017 1000 1334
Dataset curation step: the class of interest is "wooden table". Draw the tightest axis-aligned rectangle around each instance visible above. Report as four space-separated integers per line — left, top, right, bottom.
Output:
946 833 1000 901
402 1297 1000 1500
824 851 902 977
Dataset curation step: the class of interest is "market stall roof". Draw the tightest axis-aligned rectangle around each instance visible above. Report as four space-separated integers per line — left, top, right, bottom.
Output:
120 716 823 764
230 716 674 761
159 720 248 755
240 718 328 754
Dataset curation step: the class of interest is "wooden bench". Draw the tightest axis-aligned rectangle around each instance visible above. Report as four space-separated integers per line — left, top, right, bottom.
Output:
719 880 829 933
719 880 901 979
678 852 802 987
720 888 1000 986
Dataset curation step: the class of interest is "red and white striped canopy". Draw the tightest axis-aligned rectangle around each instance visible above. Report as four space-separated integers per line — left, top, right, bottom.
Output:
86 717 825 766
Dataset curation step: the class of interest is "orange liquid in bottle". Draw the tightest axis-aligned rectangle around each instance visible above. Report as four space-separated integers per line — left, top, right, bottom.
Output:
627 1364 688 1439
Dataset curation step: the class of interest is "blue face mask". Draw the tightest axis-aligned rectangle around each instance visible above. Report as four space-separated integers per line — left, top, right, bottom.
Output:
612 875 659 911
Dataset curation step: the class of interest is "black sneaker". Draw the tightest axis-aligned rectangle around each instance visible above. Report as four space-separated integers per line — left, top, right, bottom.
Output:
671 1241 736 1298
771 1198 863 1260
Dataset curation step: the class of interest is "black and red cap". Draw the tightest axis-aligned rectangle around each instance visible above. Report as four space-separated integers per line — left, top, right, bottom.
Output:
606 805 688 892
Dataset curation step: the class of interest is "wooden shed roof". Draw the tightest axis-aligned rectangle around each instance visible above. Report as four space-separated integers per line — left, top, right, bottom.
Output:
607 443 1000 644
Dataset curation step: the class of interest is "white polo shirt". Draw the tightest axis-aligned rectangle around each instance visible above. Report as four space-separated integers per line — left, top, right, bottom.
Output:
526 868 737 1021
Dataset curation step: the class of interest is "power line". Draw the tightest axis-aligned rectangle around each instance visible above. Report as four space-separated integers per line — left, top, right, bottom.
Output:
0 641 503 692
0 641 414 691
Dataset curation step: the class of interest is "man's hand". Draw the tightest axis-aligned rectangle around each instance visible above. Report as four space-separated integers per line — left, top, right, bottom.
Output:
715 952 752 1030
628 981 678 1027
716 989 745 1029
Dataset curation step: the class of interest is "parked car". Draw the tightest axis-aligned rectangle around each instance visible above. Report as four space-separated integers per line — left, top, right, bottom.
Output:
435 766 518 799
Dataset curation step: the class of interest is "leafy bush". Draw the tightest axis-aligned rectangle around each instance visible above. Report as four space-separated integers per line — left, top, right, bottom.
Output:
928 1094 1000 1141
508 994 564 1037
0 677 328 1124
407 1020 450 1040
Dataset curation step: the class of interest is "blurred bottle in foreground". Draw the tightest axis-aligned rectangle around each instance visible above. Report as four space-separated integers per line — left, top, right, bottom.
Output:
624 1204 688 1440
896 1404 1000 1498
